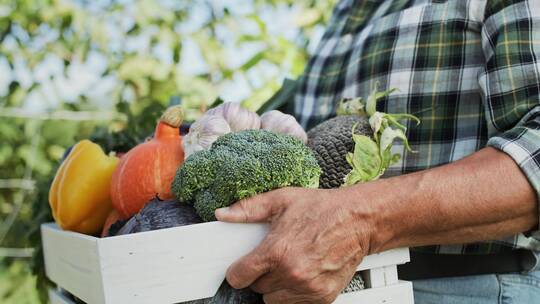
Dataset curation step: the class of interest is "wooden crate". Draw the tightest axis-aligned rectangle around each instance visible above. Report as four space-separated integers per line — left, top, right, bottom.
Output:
42 222 414 303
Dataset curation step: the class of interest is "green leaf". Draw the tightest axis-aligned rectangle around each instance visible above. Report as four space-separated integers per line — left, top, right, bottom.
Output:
392 153 401 163
344 134 382 186
248 14 267 34
388 113 421 126
209 97 224 109
366 86 378 117
240 51 265 71
380 139 404 171
366 83 398 117
375 88 398 100
380 127 410 152
384 114 407 131
336 97 366 116
237 34 261 43
344 167 368 186
368 111 384 134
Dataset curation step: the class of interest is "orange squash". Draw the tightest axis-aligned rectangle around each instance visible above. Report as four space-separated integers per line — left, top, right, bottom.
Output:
110 106 185 219
100 209 121 237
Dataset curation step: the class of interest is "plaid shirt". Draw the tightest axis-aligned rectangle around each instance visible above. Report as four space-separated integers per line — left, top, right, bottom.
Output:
295 0 540 254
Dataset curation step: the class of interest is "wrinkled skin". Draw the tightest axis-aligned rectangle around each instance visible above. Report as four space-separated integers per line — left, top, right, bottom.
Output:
217 148 540 303
215 187 373 304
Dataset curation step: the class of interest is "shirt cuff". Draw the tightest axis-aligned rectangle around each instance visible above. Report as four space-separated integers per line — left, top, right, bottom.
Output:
487 124 540 237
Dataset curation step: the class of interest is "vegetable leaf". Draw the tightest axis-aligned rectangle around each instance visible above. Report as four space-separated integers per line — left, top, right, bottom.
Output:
336 97 366 116
344 131 382 186
343 85 420 187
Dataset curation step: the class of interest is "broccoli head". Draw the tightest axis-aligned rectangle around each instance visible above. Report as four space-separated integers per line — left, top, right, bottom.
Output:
171 129 321 221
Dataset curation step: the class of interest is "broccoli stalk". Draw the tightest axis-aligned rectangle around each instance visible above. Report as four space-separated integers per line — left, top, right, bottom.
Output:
172 129 321 221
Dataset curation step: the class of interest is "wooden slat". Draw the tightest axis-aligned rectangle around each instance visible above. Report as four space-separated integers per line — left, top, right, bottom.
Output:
364 264 400 288
384 265 399 285
334 281 414 304
41 224 105 304
98 222 269 303
49 282 414 304
364 267 386 288
42 222 411 303
357 248 410 271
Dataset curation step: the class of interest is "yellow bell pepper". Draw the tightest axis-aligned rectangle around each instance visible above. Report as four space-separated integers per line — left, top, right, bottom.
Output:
49 140 119 235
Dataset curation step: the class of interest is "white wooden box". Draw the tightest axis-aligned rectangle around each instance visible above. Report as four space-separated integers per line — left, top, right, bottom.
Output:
42 222 414 304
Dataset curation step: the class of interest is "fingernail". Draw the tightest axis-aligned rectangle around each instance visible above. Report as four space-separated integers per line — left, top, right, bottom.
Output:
215 207 230 219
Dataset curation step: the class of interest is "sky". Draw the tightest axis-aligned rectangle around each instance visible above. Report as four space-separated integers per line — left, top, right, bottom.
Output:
0 0 325 114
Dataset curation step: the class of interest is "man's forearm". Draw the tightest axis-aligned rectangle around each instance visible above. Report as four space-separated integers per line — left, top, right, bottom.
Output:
219 147 539 302
347 147 539 254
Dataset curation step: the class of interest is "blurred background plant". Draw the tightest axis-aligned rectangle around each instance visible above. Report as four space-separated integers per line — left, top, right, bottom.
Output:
0 0 335 302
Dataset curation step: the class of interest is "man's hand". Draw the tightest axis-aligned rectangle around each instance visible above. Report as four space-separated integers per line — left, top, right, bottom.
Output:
215 187 375 304
215 148 538 303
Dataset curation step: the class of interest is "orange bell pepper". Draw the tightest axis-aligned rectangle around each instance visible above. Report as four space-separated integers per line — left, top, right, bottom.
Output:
49 140 119 235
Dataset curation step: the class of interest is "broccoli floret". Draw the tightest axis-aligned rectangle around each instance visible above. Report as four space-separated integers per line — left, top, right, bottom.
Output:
172 129 321 221
171 150 217 203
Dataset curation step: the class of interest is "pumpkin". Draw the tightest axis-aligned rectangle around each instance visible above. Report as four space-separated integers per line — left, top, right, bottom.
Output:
110 106 185 219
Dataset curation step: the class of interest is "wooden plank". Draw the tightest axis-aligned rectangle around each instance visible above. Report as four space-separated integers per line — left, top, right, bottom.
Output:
384 265 399 285
97 222 409 303
334 281 414 304
41 224 105 304
364 265 400 288
48 289 75 304
43 222 411 303
357 248 410 271
364 267 386 288
98 221 269 303
49 283 414 304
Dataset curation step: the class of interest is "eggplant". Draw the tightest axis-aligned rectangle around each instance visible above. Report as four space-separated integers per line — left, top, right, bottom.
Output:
182 281 263 304
115 198 203 235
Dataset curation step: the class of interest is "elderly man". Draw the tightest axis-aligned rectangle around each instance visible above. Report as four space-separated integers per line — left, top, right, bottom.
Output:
216 0 540 303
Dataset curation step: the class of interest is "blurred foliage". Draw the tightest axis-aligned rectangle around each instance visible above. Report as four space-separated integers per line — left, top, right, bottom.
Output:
0 0 336 302
0 260 40 304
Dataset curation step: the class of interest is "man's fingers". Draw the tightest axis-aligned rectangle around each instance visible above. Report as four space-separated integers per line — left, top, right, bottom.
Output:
215 191 279 223
262 289 292 304
263 287 335 304
250 272 284 294
226 247 272 289
262 289 306 304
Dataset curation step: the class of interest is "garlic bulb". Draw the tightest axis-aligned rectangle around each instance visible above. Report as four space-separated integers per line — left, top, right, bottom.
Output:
206 102 261 132
183 114 231 159
260 110 308 143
